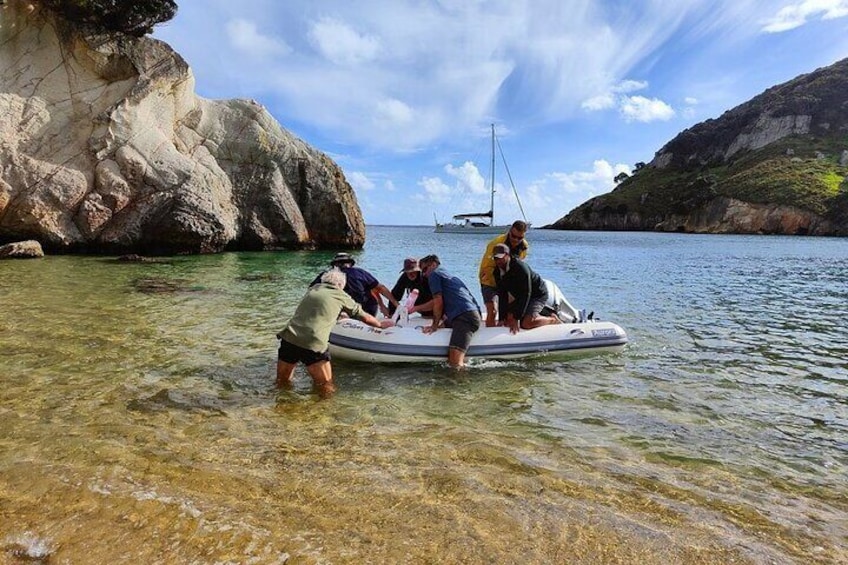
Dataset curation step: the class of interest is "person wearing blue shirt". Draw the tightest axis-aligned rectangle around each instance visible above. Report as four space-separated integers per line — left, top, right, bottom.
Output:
311 252 398 317
411 254 481 368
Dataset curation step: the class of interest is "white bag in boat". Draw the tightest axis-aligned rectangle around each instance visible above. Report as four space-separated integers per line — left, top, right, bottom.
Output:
392 288 419 327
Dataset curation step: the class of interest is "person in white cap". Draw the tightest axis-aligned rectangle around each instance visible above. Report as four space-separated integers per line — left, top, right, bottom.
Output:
491 243 559 334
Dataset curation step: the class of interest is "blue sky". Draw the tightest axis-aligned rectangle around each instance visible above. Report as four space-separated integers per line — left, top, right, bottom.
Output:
154 1 848 227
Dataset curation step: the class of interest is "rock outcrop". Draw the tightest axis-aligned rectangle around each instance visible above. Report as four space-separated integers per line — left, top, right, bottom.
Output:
0 0 365 253
559 196 838 236
0 240 44 259
548 58 848 236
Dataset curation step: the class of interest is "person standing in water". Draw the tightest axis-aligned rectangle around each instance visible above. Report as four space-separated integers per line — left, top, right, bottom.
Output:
277 269 392 396
411 254 481 368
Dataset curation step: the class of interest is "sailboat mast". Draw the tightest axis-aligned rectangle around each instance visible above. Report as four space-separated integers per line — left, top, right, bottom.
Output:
490 123 495 226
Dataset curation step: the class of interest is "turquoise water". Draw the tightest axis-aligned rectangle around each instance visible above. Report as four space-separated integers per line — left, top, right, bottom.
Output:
0 227 845 564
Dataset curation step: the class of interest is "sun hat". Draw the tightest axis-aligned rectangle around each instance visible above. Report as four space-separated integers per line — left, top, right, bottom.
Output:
492 243 510 259
401 257 420 273
330 252 355 266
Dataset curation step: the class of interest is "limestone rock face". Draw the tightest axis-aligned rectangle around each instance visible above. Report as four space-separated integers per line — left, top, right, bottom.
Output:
0 240 45 259
0 0 365 253
552 196 839 236
724 115 811 159
656 197 837 235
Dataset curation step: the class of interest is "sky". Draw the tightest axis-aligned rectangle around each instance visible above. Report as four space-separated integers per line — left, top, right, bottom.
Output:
153 0 848 227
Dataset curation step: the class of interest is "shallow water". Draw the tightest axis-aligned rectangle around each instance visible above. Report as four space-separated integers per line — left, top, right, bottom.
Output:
1 228 846 564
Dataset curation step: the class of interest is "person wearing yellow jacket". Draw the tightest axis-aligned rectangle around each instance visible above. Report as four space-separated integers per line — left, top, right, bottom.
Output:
477 220 529 327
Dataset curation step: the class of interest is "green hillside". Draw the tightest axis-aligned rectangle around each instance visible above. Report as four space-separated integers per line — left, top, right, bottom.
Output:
550 58 848 236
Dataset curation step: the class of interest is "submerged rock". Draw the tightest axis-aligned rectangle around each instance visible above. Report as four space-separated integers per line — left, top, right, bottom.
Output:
132 277 200 294
0 240 45 259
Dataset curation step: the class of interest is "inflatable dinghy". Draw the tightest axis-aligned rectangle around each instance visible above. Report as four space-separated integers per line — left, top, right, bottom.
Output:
328 281 627 363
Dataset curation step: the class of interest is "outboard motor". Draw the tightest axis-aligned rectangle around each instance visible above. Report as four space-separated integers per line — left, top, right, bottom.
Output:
542 280 580 323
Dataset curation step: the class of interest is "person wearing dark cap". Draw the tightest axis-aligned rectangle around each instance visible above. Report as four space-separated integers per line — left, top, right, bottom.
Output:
389 257 433 317
478 220 529 327
411 254 481 368
310 252 399 317
491 243 558 334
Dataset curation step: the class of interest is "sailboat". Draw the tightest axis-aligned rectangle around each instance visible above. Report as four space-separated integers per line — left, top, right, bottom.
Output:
434 124 529 234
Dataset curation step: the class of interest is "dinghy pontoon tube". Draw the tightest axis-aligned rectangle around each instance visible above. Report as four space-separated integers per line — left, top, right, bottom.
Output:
329 281 627 363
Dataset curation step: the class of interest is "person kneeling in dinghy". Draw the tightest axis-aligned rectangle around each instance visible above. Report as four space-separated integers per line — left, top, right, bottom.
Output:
389 257 433 318
276 269 393 396
410 255 481 369
492 243 560 334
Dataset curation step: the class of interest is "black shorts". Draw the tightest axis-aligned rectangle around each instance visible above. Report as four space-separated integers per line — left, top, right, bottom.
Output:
278 338 331 366
447 310 481 353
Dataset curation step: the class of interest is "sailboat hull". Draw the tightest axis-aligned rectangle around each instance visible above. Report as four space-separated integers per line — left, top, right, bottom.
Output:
434 223 510 234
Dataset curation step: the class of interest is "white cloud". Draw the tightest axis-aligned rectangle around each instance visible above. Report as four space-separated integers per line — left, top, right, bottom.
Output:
612 80 648 93
419 176 452 203
762 0 848 33
373 98 415 128
347 171 375 191
195 1 702 151
582 93 616 111
308 17 381 65
682 96 699 119
582 79 661 119
518 160 631 225
226 19 291 58
550 160 630 194
619 96 676 122
445 161 487 195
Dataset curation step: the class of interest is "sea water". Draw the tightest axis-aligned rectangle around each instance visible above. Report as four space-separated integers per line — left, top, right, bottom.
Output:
0 227 845 564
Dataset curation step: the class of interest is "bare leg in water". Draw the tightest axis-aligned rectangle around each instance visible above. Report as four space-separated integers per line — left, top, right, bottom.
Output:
276 360 296 388
306 360 336 398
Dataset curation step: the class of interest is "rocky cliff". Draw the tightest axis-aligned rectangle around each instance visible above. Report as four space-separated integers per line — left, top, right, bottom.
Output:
0 0 365 253
548 58 848 236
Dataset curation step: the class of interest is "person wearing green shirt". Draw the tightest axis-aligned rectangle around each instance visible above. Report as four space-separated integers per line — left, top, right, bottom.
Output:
276 269 392 396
